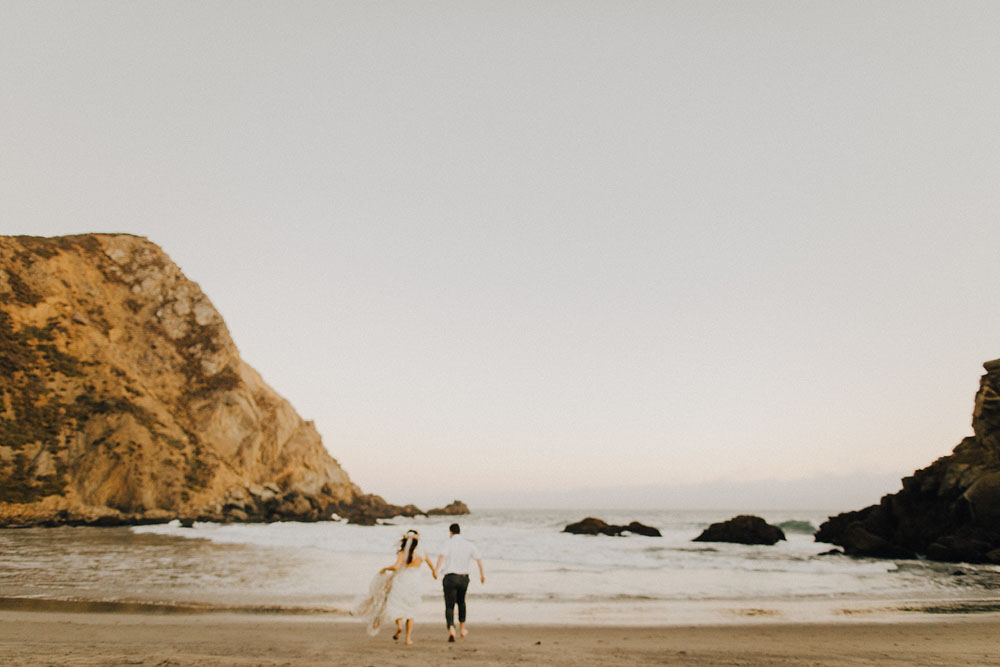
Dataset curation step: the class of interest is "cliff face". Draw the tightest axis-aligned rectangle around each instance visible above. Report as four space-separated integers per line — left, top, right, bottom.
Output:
816 360 1000 563
0 234 365 526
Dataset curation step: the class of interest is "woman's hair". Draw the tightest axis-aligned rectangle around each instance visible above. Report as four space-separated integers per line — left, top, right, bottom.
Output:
399 531 419 564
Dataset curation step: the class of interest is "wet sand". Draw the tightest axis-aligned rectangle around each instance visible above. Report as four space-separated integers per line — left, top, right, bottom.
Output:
2 610 999 666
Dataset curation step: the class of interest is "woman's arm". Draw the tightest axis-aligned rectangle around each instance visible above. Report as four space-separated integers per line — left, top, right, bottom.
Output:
379 549 406 574
425 551 438 579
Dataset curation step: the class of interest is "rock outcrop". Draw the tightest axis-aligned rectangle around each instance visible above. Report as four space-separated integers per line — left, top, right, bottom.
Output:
0 234 408 527
427 500 470 516
563 517 662 537
621 521 662 537
693 515 786 545
816 359 1000 563
342 493 425 526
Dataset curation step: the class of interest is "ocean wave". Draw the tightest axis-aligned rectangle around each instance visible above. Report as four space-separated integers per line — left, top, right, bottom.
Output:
9 509 997 619
777 520 818 534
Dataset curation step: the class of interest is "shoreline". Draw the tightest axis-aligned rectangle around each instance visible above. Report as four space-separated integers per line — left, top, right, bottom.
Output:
3 609 999 666
4 594 1000 623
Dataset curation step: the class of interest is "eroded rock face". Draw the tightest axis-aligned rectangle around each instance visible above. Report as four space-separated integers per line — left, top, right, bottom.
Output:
816 360 1000 563
0 234 366 526
693 515 785 545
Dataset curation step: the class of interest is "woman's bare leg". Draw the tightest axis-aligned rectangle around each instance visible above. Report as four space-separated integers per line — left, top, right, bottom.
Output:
404 618 414 645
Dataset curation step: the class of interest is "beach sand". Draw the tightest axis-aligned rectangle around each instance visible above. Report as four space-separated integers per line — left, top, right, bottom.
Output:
2 610 998 666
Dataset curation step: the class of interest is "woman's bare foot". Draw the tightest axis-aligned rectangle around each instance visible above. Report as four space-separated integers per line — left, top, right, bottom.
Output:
403 619 414 645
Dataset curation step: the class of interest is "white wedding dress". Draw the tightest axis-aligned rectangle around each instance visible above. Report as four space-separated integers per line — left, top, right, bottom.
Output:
353 570 394 636
383 562 423 621
353 549 427 635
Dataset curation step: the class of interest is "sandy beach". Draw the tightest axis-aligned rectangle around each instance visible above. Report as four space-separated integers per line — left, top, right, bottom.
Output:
3 609 998 666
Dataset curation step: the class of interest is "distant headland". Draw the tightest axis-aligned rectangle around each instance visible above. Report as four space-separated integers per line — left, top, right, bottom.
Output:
817 359 1000 563
0 234 458 527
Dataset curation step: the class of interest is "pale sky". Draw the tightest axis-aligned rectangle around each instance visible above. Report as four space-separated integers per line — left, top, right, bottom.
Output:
3 2 1000 510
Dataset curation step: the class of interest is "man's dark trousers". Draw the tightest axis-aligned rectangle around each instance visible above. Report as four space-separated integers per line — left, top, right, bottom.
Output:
442 573 470 628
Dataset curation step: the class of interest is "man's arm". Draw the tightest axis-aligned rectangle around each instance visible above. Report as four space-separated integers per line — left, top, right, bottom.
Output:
476 558 485 584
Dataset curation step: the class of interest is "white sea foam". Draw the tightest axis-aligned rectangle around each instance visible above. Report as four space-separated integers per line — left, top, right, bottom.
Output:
131 509 1000 622
4 509 999 625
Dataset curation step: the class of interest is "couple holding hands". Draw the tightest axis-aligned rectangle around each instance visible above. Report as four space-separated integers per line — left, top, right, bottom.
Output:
357 523 485 645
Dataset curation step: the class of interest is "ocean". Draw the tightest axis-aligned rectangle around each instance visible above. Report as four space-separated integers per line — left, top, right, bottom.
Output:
3 509 999 626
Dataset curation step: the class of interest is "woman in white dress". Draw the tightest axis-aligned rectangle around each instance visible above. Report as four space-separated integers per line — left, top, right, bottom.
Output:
379 530 438 645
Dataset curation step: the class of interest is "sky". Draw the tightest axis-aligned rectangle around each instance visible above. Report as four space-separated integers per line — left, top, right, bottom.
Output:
3 2 1000 511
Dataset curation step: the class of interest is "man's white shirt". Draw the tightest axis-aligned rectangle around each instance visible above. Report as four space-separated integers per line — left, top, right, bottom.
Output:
440 535 481 576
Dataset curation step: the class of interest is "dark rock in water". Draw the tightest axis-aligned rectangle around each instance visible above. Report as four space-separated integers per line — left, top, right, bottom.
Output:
818 548 844 556
564 517 620 536
693 515 786 545
348 514 378 526
839 523 914 559
339 493 426 526
179 517 195 528
816 359 1000 563
427 500 471 516
625 521 662 537
563 517 661 537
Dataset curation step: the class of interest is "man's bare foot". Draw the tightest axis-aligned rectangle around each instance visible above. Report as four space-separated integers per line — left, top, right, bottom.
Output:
460 627 469 638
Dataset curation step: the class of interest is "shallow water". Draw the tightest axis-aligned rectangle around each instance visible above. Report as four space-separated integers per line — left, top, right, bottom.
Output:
2 509 999 625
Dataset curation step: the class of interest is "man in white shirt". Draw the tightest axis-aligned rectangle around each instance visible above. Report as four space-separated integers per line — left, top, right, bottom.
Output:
435 523 485 642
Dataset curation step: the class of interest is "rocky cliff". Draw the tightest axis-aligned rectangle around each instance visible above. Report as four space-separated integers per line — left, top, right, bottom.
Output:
0 234 404 527
816 360 1000 563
